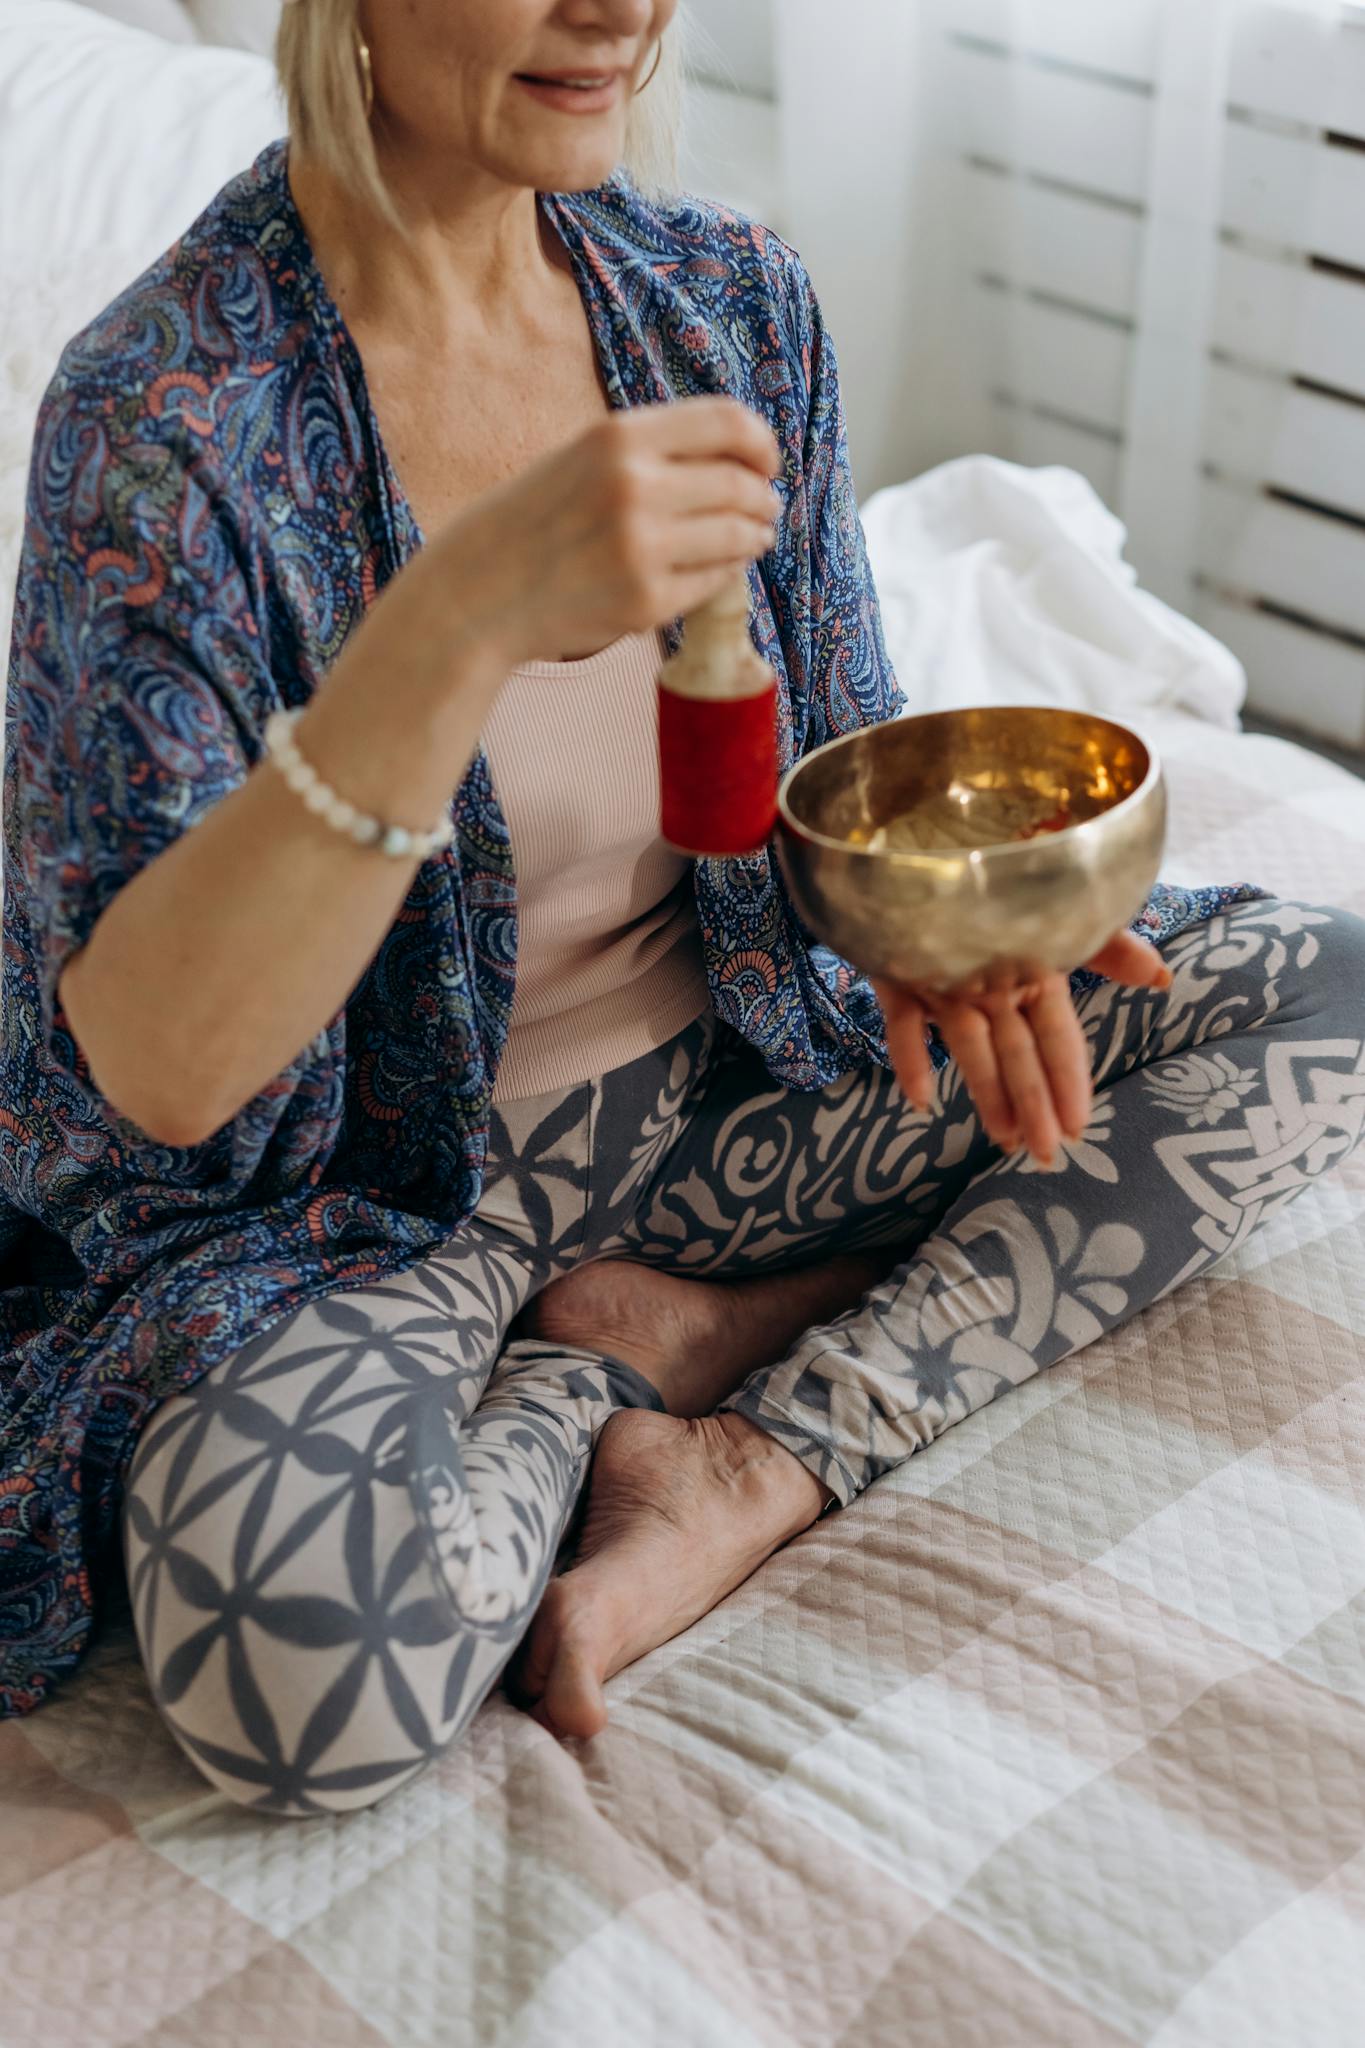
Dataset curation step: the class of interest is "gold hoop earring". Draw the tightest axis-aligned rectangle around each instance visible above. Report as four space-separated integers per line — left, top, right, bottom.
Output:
355 26 375 120
633 40 663 96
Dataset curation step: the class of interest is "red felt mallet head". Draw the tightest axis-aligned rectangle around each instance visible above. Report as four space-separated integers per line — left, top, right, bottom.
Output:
658 572 779 857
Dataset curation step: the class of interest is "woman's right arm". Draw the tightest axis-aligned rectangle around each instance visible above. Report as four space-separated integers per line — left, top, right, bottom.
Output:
57 396 781 1148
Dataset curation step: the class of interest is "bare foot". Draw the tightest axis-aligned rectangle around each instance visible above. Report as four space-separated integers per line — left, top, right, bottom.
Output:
506 1409 828 1737
518 1250 885 1417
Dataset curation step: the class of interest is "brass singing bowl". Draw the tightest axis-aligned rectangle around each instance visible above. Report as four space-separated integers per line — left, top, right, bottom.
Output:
774 706 1167 992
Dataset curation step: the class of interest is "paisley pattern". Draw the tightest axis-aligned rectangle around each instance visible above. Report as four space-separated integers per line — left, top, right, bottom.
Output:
121 896 1365 1815
0 138 1268 1715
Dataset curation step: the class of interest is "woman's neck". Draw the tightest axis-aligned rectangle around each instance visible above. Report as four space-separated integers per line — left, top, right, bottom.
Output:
288 147 571 348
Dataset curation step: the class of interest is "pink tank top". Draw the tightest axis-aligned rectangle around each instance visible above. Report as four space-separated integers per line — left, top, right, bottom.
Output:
480 628 711 1101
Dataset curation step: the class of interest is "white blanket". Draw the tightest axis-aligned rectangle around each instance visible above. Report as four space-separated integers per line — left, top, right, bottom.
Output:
860 454 1247 731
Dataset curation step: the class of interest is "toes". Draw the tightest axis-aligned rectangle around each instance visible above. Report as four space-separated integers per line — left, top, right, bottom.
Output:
543 1646 609 1740
505 1578 614 1742
504 1586 563 1710
502 1645 540 1713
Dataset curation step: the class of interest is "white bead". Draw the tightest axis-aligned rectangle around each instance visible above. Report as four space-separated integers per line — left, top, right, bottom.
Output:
265 707 450 859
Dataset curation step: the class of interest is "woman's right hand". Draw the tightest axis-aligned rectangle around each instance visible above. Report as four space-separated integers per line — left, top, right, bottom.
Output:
435 394 784 666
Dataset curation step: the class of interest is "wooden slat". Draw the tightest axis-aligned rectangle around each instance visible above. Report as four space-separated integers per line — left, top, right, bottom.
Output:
936 5 1365 755
951 0 1161 83
986 316 1365 641
965 220 1365 411
981 421 1365 751
975 287 1130 429
988 400 1123 507
947 42 1151 204
964 163 1143 320
1205 367 1365 521
1213 247 1365 397
962 96 1365 279
952 0 1365 137
969 167 1365 360
1200 482 1365 643
970 253 1365 505
1230 2 1365 135
1223 124 1365 272
968 241 1365 444
1200 599 1365 749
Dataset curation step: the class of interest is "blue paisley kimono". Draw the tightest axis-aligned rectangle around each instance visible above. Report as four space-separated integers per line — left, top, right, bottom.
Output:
0 140 1262 1712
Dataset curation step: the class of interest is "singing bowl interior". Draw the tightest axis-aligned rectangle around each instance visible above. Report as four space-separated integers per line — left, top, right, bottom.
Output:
774 706 1167 990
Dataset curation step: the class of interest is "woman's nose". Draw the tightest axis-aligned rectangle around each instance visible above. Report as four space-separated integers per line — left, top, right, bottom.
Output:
555 0 659 42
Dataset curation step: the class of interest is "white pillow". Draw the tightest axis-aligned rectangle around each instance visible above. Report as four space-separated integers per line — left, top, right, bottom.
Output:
185 0 282 53
72 0 199 40
0 1 284 657
79 0 285 55
0 1 283 267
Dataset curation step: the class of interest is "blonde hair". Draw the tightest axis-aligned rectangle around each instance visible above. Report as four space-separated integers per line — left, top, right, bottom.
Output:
275 2 687 228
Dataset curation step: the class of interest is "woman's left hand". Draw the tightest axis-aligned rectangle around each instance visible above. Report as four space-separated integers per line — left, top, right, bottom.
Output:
871 930 1175 1166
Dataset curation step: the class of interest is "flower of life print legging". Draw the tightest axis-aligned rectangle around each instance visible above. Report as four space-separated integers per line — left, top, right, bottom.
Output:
121 896 1365 1816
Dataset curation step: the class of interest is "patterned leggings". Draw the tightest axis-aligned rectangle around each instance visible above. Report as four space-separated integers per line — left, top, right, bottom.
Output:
122 898 1365 1815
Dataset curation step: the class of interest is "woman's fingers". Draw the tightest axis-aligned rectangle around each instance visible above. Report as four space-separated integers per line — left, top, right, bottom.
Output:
1085 928 1175 990
671 512 785 569
876 969 1094 1162
871 978 934 1113
932 999 1021 1153
642 394 783 476
658 458 783 526
980 998 1063 1163
665 512 779 569
667 565 768 615
1020 973 1093 1141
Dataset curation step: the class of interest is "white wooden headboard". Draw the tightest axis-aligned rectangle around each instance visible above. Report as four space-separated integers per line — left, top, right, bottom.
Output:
948 0 1365 753
685 0 1365 758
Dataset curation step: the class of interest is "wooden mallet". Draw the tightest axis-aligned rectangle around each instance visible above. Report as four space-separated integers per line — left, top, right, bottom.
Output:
657 572 779 856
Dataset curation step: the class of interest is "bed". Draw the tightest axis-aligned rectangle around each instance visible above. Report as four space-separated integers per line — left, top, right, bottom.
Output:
4 707 1364 2048
4 7 1365 2045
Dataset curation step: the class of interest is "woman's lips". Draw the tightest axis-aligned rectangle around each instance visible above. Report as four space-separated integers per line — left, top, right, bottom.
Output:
514 73 623 115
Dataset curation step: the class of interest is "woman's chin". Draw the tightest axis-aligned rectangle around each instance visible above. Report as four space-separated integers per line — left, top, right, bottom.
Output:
495 134 626 198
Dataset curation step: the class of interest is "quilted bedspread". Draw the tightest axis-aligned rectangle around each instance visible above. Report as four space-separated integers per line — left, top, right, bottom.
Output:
3 711 1364 2048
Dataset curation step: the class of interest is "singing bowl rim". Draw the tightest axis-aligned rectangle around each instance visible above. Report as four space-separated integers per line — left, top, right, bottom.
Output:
775 705 1163 864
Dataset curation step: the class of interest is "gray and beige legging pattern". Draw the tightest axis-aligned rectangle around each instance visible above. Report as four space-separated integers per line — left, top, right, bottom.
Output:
122 896 1365 1815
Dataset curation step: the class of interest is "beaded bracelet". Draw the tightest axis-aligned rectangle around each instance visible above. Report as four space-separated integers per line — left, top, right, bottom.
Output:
263 708 456 861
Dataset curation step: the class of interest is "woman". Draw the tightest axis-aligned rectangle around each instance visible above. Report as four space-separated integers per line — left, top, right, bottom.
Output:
2 0 1362 1815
